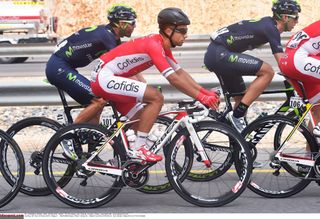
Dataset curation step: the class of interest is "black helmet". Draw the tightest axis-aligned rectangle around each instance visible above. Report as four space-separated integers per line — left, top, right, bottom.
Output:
272 0 301 15
107 4 137 23
157 7 190 28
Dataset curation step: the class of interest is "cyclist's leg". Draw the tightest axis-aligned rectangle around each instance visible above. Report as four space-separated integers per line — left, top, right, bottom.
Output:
91 73 163 162
240 62 274 106
46 55 102 124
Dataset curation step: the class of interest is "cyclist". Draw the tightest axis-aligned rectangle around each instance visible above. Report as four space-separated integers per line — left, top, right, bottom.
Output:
45 3 137 159
204 0 301 132
91 7 219 162
279 20 320 140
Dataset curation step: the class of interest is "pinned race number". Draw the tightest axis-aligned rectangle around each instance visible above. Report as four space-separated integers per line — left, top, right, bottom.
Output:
289 96 303 108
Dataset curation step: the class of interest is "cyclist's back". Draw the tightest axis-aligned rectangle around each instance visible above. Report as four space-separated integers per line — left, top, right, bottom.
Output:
92 34 179 79
54 24 120 68
280 20 320 102
211 16 282 53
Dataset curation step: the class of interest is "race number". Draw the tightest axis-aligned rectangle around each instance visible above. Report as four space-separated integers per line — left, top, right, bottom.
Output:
289 96 303 108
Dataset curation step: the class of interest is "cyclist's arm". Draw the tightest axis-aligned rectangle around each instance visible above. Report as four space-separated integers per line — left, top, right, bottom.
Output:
166 68 201 99
274 52 285 65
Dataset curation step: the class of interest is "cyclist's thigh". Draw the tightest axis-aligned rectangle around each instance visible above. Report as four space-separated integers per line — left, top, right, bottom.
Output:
91 74 146 116
46 55 93 105
204 43 262 93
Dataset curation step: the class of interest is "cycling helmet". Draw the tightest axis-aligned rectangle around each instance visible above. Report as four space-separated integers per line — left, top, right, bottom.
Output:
107 4 137 23
157 7 190 28
272 0 301 15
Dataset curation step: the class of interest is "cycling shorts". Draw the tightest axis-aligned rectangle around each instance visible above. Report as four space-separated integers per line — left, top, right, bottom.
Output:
204 42 263 94
280 48 320 103
46 54 94 105
91 67 146 117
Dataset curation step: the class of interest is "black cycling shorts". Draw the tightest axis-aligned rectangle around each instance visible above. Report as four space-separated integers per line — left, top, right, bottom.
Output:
46 54 94 105
204 41 263 94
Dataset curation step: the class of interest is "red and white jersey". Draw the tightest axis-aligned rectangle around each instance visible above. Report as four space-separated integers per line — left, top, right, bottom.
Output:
280 20 320 103
285 20 320 55
92 34 181 79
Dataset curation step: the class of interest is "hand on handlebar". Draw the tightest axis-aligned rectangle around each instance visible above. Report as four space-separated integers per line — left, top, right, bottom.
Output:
196 91 219 110
199 87 220 107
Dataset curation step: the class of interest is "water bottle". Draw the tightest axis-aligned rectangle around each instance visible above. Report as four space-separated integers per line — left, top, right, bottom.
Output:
125 129 136 149
146 129 162 147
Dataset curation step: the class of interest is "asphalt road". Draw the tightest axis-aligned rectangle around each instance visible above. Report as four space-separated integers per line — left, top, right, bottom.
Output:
3 182 320 215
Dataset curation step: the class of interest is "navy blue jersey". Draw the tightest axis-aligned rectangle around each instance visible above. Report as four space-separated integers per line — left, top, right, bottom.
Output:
54 24 120 68
211 16 283 54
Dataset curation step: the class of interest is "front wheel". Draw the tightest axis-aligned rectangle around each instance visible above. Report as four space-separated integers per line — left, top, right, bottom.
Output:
0 130 25 207
243 114 316 198
165 121 252 207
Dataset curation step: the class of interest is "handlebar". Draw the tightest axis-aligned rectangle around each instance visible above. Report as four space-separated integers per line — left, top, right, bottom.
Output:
188 101 209 123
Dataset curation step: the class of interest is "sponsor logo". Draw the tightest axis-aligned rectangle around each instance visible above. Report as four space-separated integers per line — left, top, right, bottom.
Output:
67 72 77 81
228 55 259 65
228 54 238 62
304 63 320 74
227 36 234 45
65 43 93 58
117 57 144 70
106 80 139 92
66 73 92 92
65 46 74 58
312 41 320 50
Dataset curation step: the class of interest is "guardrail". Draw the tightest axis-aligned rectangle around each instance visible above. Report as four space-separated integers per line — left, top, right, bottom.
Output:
0 33 293 57
0 74 288 106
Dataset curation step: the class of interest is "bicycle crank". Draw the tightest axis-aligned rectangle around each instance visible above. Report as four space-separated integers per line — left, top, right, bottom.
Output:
122 161 149 188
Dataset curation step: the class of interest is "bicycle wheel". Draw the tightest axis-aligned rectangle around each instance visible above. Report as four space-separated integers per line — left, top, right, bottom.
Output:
0 129 25 208
137 116 174 194
42 123 123 208
6 117 62 196
166 121 252 207
243 114 316 198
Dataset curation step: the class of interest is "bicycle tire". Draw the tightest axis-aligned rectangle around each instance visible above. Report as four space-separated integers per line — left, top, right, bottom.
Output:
166 121 252 207
42 123 123 208
0 129 25 208
6 117 62 196
243 114 315 198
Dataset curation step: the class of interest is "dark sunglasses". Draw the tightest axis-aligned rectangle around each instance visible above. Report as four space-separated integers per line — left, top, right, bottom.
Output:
120 20 136 26
174 28 188 34
283 14 299 20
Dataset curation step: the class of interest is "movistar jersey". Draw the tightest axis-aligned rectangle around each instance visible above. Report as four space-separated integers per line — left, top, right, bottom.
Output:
210 16 283 54
54 24 120 68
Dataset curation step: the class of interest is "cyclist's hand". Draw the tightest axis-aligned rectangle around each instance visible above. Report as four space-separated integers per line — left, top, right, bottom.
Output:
200 87 220 107
196 92 219 109
200 87 219 98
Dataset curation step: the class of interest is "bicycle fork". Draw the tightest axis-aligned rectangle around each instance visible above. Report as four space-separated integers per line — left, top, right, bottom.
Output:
184 121 212 168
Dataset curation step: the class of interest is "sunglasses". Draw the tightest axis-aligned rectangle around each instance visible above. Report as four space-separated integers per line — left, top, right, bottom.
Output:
174 28 188 35
120 20 136 26
283 14 299 20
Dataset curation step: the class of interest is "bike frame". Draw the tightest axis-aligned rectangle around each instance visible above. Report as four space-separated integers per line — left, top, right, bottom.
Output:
82 102 211 176
274 101 320 168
